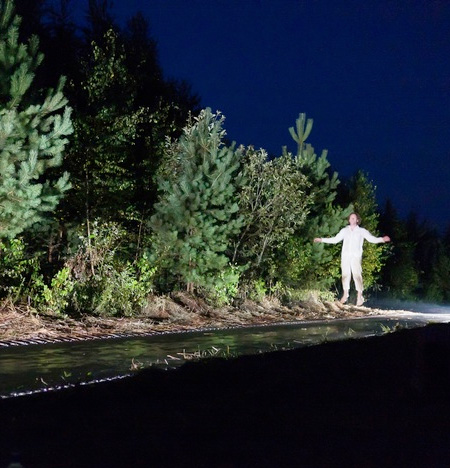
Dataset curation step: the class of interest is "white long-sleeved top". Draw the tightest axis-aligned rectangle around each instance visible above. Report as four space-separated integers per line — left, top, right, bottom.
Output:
321 225 385 258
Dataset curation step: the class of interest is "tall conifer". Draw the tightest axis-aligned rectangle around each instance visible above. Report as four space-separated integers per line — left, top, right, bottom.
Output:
150 108 244 294
278 113 351 289
339 170 387 289
0 0 72 238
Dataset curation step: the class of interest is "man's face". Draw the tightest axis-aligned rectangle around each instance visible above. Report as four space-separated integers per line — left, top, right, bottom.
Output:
349 214 358 226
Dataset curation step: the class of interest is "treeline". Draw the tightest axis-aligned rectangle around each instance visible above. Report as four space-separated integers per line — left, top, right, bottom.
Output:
0 0 448 318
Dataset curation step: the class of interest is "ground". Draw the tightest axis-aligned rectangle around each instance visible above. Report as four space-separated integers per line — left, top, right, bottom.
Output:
3 294 450 467
2 319 450 467
0 291 396 343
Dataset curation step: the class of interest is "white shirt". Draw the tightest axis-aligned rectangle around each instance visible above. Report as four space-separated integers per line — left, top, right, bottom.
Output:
321 225 385 258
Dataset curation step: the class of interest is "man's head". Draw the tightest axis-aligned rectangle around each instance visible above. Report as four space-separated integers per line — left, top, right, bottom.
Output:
348 212 361 226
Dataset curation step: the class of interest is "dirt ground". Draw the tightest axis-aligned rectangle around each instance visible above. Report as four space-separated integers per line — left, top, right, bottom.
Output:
3 293 449 467
0 291 397 344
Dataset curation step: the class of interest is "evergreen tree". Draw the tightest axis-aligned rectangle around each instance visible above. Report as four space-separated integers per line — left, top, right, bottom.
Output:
378 200 419 298
18 1 200 234
0 0 72 239
405 212 441 295
433 226 450 302
277 113 350 290
13 0 47 42
337 170 388 290
426 243 450 302
378 205 450 301
150 108 244 295
123 11 200 121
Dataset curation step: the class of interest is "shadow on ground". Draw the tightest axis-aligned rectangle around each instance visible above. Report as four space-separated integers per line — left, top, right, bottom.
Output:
1 323 450 467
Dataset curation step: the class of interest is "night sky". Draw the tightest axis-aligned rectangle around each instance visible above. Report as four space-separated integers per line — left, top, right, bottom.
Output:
71 0 450 231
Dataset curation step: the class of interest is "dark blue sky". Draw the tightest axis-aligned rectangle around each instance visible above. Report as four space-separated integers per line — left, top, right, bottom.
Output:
72 0 450 231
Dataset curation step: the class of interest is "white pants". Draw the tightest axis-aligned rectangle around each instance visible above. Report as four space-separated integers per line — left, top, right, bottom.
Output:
341 255 363 292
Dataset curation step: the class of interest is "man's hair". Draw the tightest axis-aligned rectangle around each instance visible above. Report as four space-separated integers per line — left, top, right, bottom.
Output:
348 212 361 224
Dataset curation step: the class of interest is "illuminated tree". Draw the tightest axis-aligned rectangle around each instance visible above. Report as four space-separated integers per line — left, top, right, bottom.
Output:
277 113 351 290
0 0 72 238
150 108 244 294
338 170 388 289
232 146 311 279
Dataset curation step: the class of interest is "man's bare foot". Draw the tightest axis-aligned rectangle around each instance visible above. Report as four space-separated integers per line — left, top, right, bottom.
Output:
356 295 365 306
339 294 349 304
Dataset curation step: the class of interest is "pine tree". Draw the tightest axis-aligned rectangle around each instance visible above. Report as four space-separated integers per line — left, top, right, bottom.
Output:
0 0 72 238
426 243 450 302
338 170 388 289
378 200 418 298
150 108 244 294
277 113 351 290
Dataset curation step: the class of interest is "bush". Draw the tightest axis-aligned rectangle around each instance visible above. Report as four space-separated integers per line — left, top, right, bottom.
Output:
247 278 268 302
201 264 241 307
0 238 38 302
63 221 156 316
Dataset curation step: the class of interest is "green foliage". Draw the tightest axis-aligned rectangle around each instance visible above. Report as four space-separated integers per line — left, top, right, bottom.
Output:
136 252 158 293
426 249 450 302
61 25 194 230
233 145 311 277
0 237 36 300
79 264 147 317
21 220 157 316
150 108 244 293
279 230 342 291
276 113 350 290
341 170 388 289
288 112 314 153
378 201 419 299
0 0 72 238
0 236 73 314
1 0 448 313
378 205 450 303
202 264 242 307
63 220 155 316
247 278 268 302
386 246 419 299
63 28 146 224
38 266 74 315
84 29 135 106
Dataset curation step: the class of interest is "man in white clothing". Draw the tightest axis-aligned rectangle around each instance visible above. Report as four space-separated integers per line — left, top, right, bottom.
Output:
314 213 390 306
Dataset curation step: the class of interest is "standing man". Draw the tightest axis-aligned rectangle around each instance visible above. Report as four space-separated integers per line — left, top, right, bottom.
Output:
314 213 390 306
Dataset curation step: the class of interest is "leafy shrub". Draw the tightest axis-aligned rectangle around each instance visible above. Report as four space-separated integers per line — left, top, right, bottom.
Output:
0 238 38 302
70 265 154 317
202 264 241 307
65 221 156 316
247 278 267 302
37 267 75 315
